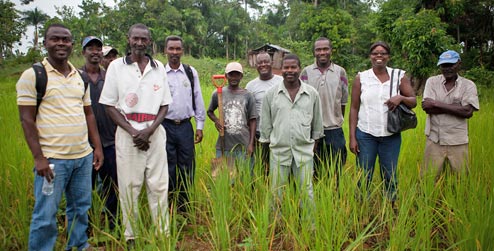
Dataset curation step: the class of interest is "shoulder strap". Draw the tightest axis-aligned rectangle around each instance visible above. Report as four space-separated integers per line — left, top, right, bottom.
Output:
33 62 47 112
77 69 89 92
396 69 402 95
183 63 196 111
389 68 394 98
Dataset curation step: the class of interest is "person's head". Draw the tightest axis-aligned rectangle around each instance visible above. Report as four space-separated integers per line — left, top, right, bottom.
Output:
255 52 273 80
225 62 243 87
314 37 332 67
165 35 184 67
281 54 301 84
43 23 73 63
369 41 391 69
437 50 461 80
101 46 118 70
81 36 103 66
127 23 151 56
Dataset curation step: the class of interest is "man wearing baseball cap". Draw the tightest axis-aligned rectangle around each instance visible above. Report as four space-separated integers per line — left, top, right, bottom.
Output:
207 62 257 174
421 50 479 180
80 36 119 230
101 46 118 70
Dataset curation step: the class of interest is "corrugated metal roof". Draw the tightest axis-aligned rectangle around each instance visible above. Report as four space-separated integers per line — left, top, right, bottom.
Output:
251 43 291 53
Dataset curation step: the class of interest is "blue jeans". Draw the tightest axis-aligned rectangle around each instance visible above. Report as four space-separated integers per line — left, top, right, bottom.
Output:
314 128 347 182
29 153 93 251
355 128 401 201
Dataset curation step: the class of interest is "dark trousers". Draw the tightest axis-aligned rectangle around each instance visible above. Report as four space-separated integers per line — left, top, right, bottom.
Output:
163 120 195 213
314 128 347 184
91 145 118 229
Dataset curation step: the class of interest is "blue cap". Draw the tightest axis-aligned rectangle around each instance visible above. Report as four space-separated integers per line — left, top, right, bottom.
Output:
82 36 103 49
437 50 460 66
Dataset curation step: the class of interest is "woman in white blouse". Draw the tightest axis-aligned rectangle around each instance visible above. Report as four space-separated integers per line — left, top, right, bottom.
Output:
349 41 416 202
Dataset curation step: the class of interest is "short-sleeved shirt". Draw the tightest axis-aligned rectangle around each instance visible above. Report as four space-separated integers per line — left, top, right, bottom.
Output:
80 66 116 148
164 63 206 130
245 75 283 132
16 58 93 159
259 81 324 167
208 87 257 151
357 67 405 137
423 74 479 145
300 62 348 129
99 55 172 130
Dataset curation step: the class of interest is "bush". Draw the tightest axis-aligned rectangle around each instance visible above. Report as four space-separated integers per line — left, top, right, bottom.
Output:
464 67 494 87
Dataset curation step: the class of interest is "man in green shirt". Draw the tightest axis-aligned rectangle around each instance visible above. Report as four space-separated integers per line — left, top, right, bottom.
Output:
259 54 324 216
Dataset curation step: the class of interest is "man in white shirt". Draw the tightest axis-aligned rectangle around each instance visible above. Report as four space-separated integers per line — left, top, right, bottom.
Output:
99 23 172 245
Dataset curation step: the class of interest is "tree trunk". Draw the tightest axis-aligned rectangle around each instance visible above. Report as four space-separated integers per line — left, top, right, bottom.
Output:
226 34 229 60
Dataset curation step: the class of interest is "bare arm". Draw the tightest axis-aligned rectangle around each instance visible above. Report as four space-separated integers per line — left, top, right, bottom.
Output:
247 118 256 156
349 75 361 154
84 106 103 170
18 105 53 181
385 74 417 110
422 99 474 118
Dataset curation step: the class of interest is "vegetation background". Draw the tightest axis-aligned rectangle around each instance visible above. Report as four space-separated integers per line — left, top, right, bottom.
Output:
1 0 494 250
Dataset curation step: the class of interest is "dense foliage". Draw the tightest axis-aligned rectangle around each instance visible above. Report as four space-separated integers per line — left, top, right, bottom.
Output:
2 0 494 88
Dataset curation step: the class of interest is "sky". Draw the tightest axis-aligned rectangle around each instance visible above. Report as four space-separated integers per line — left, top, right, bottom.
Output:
13 0 116 53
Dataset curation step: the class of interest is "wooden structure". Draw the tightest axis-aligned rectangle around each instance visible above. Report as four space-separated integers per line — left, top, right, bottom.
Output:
248 44 291 70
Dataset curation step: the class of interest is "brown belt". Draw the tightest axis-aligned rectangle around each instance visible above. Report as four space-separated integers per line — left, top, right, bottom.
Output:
163 118 191 125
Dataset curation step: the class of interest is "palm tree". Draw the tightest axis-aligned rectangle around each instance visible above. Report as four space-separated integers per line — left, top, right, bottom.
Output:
21 7 49 49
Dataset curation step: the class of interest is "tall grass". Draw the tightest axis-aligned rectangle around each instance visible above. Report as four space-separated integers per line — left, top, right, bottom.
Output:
1 59 493 250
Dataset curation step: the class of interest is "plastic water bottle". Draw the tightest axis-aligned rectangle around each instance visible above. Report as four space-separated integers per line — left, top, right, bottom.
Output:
42 164 55 196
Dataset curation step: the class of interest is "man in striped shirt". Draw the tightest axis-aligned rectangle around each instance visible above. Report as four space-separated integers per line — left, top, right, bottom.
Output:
17 23 103 251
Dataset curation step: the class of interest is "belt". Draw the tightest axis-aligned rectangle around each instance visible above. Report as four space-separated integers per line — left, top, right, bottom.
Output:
164 118 191 125
125 113 157 122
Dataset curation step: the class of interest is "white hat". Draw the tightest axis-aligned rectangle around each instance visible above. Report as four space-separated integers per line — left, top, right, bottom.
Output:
225 62 243 74
102 46 118 57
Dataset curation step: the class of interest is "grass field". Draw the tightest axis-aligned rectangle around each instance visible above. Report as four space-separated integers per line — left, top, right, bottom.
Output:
1 57 493 250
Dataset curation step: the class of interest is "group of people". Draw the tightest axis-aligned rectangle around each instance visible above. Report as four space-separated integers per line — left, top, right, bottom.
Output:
16 21 478 251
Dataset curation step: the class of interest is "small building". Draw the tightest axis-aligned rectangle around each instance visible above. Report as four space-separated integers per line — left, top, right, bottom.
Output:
248 43 291 70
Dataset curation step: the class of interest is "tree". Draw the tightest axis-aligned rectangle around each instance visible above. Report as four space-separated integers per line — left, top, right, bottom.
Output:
21 7 49 49
0 0 25 60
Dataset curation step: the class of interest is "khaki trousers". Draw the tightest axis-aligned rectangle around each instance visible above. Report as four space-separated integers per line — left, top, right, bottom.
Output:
116 126 169 240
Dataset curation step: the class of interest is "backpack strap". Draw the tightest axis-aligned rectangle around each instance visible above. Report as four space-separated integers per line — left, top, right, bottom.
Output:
182 64 196 111
33 62 48 112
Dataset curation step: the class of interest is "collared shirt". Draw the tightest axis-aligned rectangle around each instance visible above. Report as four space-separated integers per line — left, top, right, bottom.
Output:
357 67 405 137
259 81 324 167
423 74 479 145
99 55 172 130
245 74 283 132
80 66 116 148
16 58 92 159
300 62 348 129
164 63 206 130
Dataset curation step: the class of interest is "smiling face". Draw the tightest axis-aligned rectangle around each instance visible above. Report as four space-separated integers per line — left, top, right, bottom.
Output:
44 26 73 63
314 39 332 67
82 41 103 65
256 53 272 80
165 39 183 66
282 58 301 84
370 45 390 69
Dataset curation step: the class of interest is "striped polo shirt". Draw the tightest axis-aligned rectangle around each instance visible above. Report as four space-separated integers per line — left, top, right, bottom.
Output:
16 58 93 159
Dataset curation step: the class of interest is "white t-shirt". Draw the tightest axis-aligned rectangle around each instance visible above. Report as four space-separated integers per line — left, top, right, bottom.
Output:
245 75 283 131
99 55 172 130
